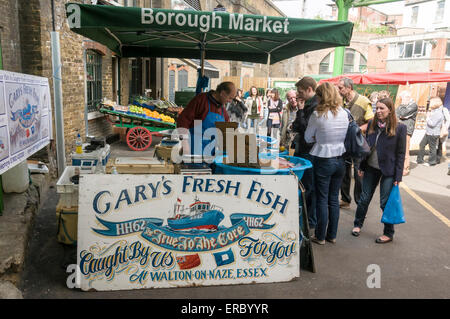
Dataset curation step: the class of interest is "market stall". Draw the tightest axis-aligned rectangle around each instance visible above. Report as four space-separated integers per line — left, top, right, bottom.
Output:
61 3 354 291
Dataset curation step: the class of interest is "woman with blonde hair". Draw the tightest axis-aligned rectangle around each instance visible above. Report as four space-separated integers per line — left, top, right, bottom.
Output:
305 82 349 245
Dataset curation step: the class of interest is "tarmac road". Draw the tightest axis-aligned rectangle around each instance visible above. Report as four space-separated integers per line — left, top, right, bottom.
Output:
19 142 450 299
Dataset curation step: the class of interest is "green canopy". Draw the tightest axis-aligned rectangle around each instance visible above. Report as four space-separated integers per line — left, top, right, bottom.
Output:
66 3 353 65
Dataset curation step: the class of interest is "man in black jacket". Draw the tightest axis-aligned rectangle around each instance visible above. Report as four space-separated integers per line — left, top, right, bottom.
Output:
292 76 319 232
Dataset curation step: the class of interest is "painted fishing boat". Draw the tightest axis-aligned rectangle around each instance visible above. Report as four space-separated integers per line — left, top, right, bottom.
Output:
167 197 224 231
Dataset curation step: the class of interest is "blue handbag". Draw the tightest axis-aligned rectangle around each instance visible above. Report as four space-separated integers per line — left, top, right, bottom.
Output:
381 185 406 224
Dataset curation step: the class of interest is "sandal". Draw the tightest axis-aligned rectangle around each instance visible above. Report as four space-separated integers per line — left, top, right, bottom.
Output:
351 227 361 237
375 236 393 244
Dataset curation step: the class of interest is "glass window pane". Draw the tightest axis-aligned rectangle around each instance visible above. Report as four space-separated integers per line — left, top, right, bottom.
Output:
344 49 355 64
405 43 413 58
436 1 445 22
397 43 405 58
446 41 450 57
411 6 418 26
414 40 423 56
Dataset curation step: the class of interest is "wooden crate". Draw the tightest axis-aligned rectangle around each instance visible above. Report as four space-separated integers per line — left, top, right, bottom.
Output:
106 157 174 174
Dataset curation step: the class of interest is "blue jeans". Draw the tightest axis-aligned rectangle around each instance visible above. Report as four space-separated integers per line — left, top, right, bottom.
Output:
313 156 345 241
297 153 316 229
354 166 395 238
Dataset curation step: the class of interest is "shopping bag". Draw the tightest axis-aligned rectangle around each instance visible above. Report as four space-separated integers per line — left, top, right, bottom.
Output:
381 185 406 224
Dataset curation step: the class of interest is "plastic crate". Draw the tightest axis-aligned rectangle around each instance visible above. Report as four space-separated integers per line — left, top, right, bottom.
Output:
56 166 81 208
71 144 110 171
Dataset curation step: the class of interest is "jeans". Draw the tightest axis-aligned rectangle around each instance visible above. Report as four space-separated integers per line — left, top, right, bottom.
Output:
313 156 345 241
296 153 316 229
418 134 439 165
340 156 362 204
354 166 395 238
266 119 280 137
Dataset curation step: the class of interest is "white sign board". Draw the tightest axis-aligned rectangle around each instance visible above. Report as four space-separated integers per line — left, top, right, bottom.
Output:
0 70 52 174
77 174 300 291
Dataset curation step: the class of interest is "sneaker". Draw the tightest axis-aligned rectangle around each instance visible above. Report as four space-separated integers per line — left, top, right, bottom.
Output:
339 200 350 209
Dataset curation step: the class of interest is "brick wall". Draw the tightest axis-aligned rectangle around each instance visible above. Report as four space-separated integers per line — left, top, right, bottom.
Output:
0 0 22 72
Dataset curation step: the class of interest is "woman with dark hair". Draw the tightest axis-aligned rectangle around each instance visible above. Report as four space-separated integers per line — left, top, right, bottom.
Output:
352 97 407 244
305 82 349 245
245 86 264 130
267 88 283 137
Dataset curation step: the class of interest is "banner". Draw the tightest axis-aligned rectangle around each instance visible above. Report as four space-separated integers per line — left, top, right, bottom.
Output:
78 174 300 291
0 70 52 174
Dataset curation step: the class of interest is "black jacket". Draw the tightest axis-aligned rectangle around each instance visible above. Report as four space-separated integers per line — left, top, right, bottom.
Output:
292 95 319 155
360 121 407 183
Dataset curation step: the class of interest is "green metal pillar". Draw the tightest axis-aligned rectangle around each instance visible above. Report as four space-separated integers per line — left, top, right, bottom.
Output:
332 0 350 76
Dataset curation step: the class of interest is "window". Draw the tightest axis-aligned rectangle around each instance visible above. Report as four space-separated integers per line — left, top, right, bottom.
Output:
172 0 197 10
389 41 431 59
129 58 142 101
318 53 330 74
344 49 355 73
85 50 102 113
435 0 445 22
178 69 188 91
411 6 419 26
319 49 366 74
123 0 137 7
359 55 367 73
446 40 450 57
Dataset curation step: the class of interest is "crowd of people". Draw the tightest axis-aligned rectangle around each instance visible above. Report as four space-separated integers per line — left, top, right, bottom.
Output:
179 78 449 245
229 77 449 245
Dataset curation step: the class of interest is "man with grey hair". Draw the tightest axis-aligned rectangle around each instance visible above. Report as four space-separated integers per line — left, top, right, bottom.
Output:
280 89 303 152
396 90 417 175
337 77 374 209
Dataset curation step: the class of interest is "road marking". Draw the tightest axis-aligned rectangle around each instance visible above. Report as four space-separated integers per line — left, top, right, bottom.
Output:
400 183 450 228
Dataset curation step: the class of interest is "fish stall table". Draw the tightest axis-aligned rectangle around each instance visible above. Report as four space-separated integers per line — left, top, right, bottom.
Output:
57 139 316 292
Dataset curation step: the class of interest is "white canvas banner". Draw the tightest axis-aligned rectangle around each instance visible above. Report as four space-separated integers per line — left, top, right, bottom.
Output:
0 70 52 174
77 174 300 291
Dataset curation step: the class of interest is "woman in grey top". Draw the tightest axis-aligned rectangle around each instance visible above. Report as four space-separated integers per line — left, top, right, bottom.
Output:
305 82 349 245
396 91 417 175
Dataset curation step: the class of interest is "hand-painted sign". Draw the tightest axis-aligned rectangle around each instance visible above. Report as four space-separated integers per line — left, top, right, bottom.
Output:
0 70 52 174
77 174 300 291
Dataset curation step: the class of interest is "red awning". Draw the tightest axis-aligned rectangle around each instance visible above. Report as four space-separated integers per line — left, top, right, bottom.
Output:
319 72 450 85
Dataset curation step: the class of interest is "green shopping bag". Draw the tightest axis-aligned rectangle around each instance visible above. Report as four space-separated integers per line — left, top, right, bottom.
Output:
381 185 405 224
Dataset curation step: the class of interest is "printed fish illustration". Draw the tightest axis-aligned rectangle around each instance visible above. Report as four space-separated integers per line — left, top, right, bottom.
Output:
10 103 39 129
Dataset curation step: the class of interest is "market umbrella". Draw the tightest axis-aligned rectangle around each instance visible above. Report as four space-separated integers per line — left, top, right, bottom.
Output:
65 3 353 67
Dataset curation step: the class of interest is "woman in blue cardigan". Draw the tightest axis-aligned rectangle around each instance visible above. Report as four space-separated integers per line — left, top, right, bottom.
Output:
351 97 407 244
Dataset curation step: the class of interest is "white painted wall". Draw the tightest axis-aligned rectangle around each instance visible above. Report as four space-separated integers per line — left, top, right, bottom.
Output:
403 0 450 30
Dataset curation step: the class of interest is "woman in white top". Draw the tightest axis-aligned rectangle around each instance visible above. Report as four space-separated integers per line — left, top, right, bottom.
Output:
245 86 264 131
267 88 283 137
305 82 349 245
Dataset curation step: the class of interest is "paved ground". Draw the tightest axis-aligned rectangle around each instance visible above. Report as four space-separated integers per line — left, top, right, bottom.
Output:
19 143 450 299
